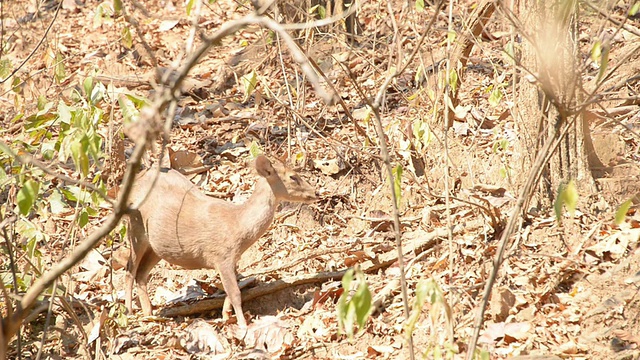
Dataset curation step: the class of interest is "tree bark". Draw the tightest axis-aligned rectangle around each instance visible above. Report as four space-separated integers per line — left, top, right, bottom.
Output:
514 0 596 212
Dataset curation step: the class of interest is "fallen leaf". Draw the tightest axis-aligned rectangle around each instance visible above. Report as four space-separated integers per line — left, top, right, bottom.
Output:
181 319 229 356
242 316 294 354
314 158 341 175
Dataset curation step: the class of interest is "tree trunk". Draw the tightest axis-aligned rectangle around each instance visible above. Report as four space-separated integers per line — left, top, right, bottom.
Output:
514 0 596 212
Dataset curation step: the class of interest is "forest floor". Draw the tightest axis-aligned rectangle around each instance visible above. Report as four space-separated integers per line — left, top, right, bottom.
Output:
1 0 640 359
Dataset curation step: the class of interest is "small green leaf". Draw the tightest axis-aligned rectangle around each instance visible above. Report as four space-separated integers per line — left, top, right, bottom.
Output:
596 43 610 83
0 58 13 78
118 95 140 124
249 141 262 159
0 166 7 186
121 27 133 49
83 77 94 98
447 30 456 44
415 0 425 12
118 222 128 239
337 268 371 340
353 279 371 329
615 199 633 225
447 69 458 93
241 70 259 102
36 96 49 111
480 349 491 360
488 87 502 107
564 180 578 214
71 138 90 177
554 180 578 222
17 179 39 216
590 39 602 62
78 209 89 228
186 0 195 15
49 188 68 214
54 52 66 84
392 165 403 208
57 101 72 125
113 0 122 13
308 4 326 18
630 2 640 16
504 41 515 61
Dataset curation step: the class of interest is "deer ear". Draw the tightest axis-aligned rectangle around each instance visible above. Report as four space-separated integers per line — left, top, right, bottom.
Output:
255 155 275 177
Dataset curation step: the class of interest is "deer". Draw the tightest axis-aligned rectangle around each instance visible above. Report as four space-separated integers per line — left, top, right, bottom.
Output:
124 155 317 327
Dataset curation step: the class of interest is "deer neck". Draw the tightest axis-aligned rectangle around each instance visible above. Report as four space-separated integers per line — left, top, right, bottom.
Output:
237 177 278 252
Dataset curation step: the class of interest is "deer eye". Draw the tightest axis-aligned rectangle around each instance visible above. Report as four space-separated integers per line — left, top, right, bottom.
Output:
290 175 300 183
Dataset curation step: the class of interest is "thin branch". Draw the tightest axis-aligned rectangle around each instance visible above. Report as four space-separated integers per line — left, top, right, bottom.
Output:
0 2 61 85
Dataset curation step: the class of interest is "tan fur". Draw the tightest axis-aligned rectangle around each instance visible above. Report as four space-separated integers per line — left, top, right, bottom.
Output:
125 155 316 327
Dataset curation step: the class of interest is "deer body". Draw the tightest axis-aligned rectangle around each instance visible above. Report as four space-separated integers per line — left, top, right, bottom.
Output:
125 156 316 327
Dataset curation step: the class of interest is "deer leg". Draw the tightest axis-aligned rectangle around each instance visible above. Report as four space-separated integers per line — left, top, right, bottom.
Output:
135 249 162 315
217 261 246 327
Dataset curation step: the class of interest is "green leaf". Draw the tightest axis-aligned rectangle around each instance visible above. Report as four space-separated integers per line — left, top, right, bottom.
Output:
0 166 7 186
615 199 633 225
37 95 50 111
337 268 371 340
17 179 40 216
309 4 326 18
91 82 106 105
504 41 515 61
405 279 449 339
57 101 72 125
78 209 89 228
353 277 372 329
488 87 502 107
392 165 403 208
71 138 90 177
124 92 149 108
118 222 128 239
590 39 602 62
249 141 262 159
447 69 458 93
415 0 425 12
121 27 133 49
337 269 354 337
554 180 578 222
596 43 610 83
11 75 22 94
118 95 140 124
479 349 491 360
60 187 78 202
83 77 94 99
0 58 12 78
447 30 456 44
49 188 68 214
186 0 195 16
113 0 122 13
241 70 258 102
564 180 578 214
54 52 66 84
631 2 640 16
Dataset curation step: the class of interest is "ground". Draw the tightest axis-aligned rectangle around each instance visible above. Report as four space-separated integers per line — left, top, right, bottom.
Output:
1 0 639 359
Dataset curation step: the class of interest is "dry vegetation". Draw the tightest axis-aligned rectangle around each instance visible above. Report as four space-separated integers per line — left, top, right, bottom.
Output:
0 0 639 359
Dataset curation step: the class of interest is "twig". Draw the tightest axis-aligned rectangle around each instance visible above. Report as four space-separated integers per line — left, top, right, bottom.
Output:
0 2 61 85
